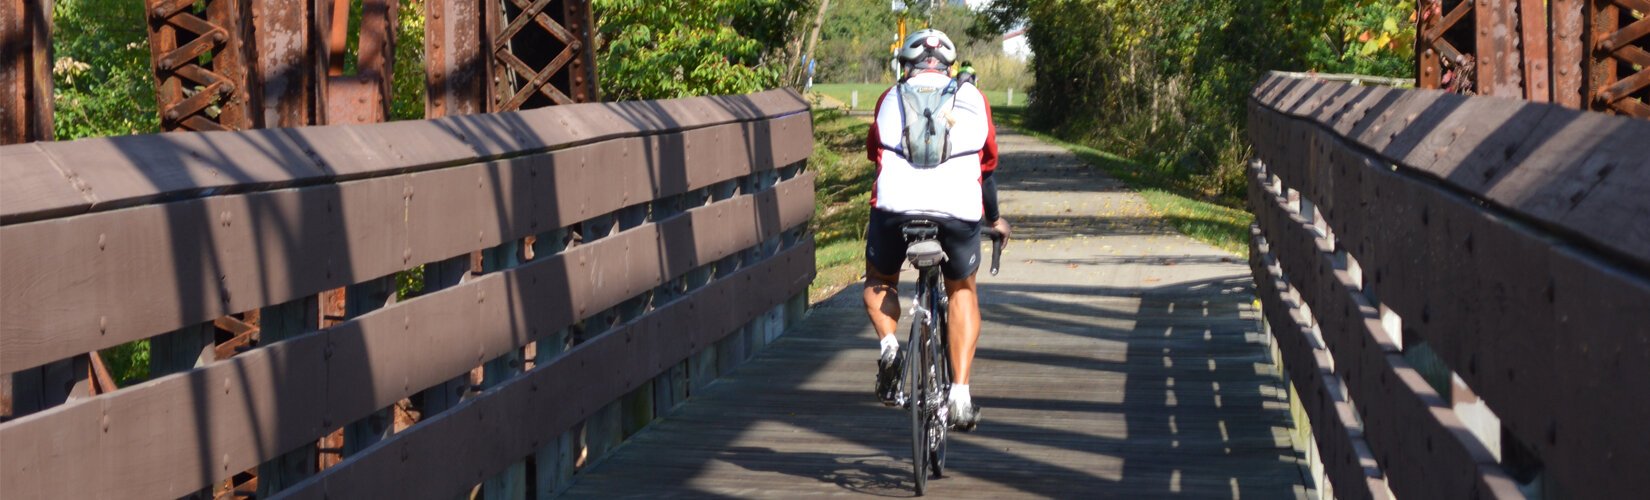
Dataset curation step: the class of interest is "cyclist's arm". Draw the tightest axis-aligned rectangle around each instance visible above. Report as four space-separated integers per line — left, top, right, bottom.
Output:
977 87 1001 223
982 171 1000 223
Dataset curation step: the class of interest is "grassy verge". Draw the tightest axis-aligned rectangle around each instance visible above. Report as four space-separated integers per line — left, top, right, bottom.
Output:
810 83 1028 113
805 106 876 303
992 108 1252 255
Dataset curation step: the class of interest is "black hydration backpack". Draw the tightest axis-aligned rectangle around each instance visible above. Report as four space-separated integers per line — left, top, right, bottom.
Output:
895 78 960 168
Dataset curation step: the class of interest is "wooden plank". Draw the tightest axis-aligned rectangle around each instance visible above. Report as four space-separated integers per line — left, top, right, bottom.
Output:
0 145 89 223
0 88 808 224
0 116 812 374
0 175 814 499
278 240 816 500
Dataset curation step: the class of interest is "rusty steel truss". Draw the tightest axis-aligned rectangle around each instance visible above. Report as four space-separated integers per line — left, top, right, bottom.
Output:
132 0 598 133
1418 0 1650 117
0 0 53 143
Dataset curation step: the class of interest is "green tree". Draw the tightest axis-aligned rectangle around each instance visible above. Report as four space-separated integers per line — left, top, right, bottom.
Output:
51 0 160 139
973 0 1415 205
813 0 898 83
594 0 811 100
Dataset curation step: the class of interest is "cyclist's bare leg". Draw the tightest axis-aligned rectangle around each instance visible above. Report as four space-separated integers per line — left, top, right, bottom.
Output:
863 265 902 340
943 274 981 385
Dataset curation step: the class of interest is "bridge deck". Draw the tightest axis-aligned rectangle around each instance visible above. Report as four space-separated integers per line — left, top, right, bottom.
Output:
561 129 1310 498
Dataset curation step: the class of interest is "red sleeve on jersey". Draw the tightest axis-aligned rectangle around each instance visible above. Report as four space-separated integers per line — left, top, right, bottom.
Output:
979 91 999 173
866 88 895 163
866 87 895 207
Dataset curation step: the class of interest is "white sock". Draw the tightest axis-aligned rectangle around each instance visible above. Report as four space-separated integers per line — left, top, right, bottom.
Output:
950 384 971 405
879 335 900 357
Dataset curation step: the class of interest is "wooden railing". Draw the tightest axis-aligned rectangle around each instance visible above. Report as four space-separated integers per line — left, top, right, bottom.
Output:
1247 71 1649 499
0 89 816 498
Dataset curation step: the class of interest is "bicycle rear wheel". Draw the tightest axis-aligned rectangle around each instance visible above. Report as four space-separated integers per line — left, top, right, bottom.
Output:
906 312 929 495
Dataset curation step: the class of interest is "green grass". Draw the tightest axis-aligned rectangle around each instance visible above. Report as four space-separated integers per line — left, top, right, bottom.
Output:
810 83 1029 112
991 107 1253 256
806 107 877 302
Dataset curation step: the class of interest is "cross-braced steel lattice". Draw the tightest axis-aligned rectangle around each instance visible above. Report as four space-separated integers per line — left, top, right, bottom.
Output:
145 0 255 131
1419 0 1650 117
489 0 597 110
1589 0 1650 117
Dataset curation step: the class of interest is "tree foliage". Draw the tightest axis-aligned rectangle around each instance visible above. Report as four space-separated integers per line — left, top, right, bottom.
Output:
594 0 811 100
812 1 1024 87
974 0 1415 206
51 0 160 139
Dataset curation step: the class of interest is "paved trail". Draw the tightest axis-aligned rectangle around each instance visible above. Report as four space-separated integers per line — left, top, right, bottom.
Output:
560 127 1310 498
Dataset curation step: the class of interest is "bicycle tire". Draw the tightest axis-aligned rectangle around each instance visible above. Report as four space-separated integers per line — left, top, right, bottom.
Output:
906 295 930 495
931 285 950 478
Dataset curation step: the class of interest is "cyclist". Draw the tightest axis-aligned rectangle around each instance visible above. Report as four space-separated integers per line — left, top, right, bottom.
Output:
956 60 978 86
865 29 1010 431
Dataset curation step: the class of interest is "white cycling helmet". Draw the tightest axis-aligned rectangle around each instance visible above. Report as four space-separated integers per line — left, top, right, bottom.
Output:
897 29 957 68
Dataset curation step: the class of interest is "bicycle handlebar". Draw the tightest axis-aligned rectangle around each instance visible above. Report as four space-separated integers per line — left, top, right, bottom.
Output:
981 227 1005 276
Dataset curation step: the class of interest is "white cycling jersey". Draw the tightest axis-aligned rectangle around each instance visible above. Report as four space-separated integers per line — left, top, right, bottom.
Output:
870 72 993 222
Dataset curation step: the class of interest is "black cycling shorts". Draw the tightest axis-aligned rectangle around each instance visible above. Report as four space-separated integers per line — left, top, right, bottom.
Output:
865 208 982 281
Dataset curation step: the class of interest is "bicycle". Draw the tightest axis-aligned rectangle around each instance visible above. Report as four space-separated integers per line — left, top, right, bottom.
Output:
897 221 1004 495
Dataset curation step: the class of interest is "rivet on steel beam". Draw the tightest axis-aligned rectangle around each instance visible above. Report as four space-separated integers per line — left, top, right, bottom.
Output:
223 377 231 394
153 5 170 16
213 31 227 43
100 316 108 334
98 233 107 250
403 248 412 263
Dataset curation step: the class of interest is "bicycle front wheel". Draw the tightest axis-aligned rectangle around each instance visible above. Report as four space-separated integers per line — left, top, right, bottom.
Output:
930 287 951 479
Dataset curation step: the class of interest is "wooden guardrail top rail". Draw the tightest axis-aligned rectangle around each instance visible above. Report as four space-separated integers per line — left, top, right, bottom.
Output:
1251 72 1650 273
0 89 806 225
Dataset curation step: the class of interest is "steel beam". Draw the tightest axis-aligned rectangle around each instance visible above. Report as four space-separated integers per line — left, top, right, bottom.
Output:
0 0 53 144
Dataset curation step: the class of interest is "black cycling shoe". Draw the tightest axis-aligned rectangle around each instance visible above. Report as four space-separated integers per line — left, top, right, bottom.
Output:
949 398 981 432
876 349 904 406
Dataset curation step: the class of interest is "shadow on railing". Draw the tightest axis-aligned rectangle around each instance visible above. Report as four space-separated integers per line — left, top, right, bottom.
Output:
0 89 816 498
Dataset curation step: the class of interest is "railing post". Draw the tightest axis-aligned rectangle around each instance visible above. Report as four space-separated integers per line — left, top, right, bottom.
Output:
256 297 322 497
